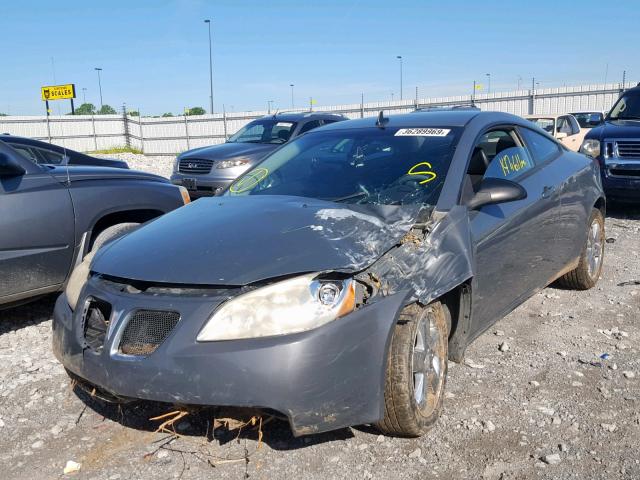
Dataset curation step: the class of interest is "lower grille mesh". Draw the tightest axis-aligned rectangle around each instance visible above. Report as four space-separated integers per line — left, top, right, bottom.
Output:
119 310 180 356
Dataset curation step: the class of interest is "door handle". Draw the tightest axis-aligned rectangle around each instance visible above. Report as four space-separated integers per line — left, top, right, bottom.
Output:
542 185 556 198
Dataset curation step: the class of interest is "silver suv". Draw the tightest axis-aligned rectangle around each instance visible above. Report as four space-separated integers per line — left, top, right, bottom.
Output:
170 112 347 197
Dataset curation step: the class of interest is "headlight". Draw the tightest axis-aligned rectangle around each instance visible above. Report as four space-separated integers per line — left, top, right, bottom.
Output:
197 273 356 341
579 139 600 158
216 159 249 169
65 250 96 310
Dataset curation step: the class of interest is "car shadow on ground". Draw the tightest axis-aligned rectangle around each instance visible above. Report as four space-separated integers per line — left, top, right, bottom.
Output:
73 387 355 451
0 295 57 335
606 202 640 220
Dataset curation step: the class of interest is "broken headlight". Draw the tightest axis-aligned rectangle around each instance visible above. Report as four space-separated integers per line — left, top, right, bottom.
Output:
197 273 355 341
65 250 96 310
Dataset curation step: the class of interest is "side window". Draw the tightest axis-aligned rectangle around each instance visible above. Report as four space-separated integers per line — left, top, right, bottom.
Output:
297 120 323 135
519 127 561 165
8 144 39 163
557 117 572 135
483 145 535 181
568 116 580 135
34 147 65 165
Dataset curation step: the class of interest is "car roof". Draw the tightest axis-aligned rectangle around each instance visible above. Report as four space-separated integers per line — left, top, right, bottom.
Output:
259 112 348 122
0 134 51 147
317 110 523 131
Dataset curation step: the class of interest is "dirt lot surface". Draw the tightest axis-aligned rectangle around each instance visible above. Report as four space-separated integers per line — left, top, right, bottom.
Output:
1 154 639 479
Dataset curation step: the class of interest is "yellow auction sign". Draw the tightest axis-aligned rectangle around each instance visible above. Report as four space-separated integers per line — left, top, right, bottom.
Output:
41 84 76 101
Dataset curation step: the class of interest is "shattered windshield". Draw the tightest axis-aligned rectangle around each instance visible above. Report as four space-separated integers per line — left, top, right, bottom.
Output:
608 92 640 120
226 127 461 205
226 119 297 144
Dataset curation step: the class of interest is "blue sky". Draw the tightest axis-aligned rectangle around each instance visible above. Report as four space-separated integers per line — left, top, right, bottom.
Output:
1 0 637 115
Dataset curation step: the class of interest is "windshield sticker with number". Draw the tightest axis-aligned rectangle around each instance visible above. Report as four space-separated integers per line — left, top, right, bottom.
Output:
395 128 451 137
407 162 437 184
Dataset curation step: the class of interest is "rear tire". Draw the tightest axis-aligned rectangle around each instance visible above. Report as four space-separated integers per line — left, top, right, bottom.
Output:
556 208 604 290
90 222 139 253
377 302 448 437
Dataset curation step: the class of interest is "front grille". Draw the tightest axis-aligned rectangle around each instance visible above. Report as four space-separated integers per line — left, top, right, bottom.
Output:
178 158 214 174
83 298 112 352
616 141 640 159
610 168 640 177
119 310 180 356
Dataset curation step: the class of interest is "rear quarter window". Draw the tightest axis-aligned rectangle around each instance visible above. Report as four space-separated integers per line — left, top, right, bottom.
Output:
519 127 561 165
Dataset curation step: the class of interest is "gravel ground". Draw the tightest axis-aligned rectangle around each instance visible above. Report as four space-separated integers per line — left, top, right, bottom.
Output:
1 155 639 479
93 153 175 179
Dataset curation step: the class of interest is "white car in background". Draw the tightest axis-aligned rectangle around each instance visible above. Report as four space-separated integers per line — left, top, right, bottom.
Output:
525 114 585 151
569 111 605 132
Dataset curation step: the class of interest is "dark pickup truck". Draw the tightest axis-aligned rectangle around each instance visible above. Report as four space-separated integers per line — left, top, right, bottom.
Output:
580 84 640 202
0 140 189 308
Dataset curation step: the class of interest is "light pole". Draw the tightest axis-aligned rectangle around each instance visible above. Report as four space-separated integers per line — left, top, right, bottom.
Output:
290 84 295 109
81 87 87 104
517 75 522 90
204 19 214 115
94 68 103 109
267 100 274 113
486 73 491 94
396 56 403 100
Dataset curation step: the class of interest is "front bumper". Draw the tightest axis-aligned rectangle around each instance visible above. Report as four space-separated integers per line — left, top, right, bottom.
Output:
601 159 640 201
52 280 408 436
170 172 233 198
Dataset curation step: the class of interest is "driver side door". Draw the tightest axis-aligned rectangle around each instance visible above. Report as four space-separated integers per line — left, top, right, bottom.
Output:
468 128 560 336
0 147 75 302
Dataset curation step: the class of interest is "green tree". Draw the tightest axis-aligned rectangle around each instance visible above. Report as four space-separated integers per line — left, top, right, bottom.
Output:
161 112 174 117
0 113 7 116
186 106 205 116
128 110 140 116
98 104 117 115
73 103 96 115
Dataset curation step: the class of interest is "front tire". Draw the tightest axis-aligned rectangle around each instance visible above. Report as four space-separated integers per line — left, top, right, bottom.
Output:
377 302 449 437
557 208 604 290
90 222 140 253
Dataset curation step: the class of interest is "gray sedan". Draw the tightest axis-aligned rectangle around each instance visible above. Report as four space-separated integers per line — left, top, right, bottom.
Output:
53 110 605 437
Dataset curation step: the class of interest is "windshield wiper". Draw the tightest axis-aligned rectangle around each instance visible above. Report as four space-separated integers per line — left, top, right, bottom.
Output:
331 191 369 203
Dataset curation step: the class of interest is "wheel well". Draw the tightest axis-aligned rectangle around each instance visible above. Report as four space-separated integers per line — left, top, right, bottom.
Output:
594 197 606 216
89 209 163 251
438 281 472 363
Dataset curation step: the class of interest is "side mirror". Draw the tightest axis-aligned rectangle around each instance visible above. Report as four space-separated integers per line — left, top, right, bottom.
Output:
556 132 568 139
467 177 527 210
0 152 26 177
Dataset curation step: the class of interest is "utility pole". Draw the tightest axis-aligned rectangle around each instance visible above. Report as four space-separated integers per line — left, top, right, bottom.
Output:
267 100 274 114
396 56 403 100
204 19 214 115
94 68 103 109
82 88 87 104
290 84 295 109
622 70 627 90
486 73 491 94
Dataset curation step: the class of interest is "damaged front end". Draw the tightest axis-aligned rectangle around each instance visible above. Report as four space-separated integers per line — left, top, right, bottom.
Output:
52 196 474 435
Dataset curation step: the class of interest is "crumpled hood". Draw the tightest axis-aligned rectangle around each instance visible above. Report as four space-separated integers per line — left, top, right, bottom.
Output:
180 142 276 162
586 120 640 141
92 195 421 286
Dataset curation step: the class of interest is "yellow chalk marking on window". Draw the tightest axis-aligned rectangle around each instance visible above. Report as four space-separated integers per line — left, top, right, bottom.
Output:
407 162 437 185
229 167 269 193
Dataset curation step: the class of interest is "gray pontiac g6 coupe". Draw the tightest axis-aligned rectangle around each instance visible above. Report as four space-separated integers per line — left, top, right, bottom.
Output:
53 110 605 437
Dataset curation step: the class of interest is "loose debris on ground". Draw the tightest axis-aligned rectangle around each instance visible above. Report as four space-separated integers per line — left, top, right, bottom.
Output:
1 155 638 479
